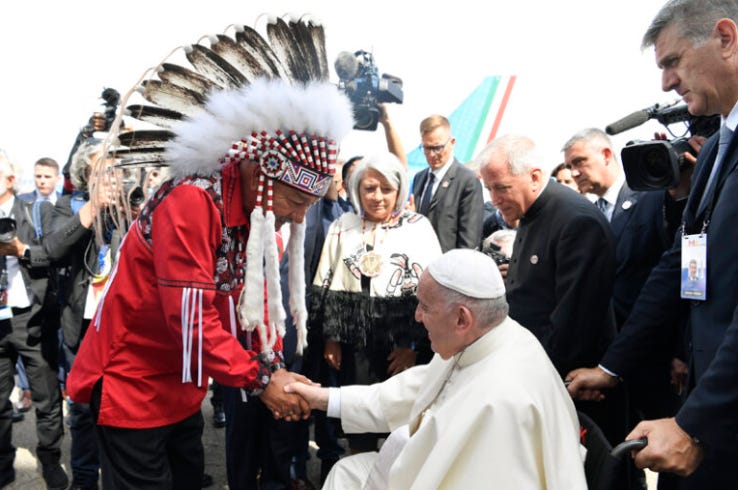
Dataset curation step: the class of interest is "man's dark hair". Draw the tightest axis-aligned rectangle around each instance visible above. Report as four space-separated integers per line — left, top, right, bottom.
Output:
34 157 60 173
342 156 363 183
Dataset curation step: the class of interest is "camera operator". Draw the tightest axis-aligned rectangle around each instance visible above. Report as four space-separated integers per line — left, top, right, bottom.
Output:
0 150 67 489
41 139 123 490
377 103 408 171
566 1 738 486
62 88 120 195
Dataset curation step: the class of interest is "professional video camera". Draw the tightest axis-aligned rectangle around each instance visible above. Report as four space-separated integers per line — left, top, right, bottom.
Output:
605 101 719 191
334 50 403 131
81 87 121 139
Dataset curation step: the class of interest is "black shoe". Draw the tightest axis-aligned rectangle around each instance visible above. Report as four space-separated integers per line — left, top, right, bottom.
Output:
212 405 226 428
11 410 24 423
201 472 213 488
41 462 68 490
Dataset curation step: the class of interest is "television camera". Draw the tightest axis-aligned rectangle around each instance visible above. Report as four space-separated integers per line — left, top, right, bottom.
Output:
334 50 403 131
605 100 719 191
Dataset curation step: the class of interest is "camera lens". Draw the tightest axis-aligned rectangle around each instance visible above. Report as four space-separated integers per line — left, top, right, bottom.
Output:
0 218 17 243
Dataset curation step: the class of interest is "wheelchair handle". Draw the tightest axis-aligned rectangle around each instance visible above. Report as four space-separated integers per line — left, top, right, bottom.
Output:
610 437 648 458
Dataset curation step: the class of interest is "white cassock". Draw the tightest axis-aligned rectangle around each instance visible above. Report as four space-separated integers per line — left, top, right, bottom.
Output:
324 317 587 490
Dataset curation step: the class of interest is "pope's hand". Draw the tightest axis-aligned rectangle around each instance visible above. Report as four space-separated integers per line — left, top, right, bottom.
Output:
284 381 330 412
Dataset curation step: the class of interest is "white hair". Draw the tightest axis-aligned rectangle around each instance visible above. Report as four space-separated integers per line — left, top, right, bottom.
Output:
348 152 409 215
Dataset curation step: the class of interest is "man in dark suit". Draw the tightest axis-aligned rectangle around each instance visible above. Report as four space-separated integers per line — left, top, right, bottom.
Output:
563 128 670 329
0 150 67 489
477 135 625 454
478 134 616 377
18 157 62 205
412 115 483 252
566 1 738 486
564 127 684 489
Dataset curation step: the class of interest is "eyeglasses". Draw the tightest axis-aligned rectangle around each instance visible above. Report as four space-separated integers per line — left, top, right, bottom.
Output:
420 138 451 154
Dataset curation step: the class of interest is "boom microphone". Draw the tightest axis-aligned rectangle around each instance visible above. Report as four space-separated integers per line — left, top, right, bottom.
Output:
605 100 687 135
605 110 651 135
334 51 359 80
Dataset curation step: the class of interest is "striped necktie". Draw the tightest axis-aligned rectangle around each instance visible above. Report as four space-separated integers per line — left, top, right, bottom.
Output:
697 124 733 216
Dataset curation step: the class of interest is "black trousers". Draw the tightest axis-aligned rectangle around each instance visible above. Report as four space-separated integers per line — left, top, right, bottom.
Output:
222 386 293 490
91 380 204 490
0 308 63 480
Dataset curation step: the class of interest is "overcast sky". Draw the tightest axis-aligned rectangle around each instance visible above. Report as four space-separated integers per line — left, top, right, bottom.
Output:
1 0 677 185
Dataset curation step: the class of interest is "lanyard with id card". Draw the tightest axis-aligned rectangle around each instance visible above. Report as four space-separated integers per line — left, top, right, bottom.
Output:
681 233 707 301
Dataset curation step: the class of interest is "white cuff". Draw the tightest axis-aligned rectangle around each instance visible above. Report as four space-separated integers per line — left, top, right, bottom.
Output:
598 364 619 378
327 387 341 418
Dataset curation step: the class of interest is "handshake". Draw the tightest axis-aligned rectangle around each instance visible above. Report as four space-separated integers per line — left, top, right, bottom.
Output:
259 369 329 422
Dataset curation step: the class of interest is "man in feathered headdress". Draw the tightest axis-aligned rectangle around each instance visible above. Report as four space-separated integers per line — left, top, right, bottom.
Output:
65 17 354 489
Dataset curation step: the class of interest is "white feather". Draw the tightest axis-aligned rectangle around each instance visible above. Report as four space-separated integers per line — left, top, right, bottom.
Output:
165 79 354 178
240 207 265 333
263 211 286 350
288 221 308 354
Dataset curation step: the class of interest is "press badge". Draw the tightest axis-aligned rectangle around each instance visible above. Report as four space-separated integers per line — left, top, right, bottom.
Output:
0 306 11 321
681 234 707 301
0 289 10 320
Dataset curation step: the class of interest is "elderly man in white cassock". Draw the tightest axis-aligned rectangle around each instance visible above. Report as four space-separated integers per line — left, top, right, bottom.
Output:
286 249 587 489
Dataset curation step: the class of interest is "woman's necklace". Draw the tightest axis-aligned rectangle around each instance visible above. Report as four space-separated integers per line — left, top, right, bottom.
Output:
358 219 390 278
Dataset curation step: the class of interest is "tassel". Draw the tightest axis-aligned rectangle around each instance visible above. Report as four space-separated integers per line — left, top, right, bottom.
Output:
263 210 286 351
240 207 265 337
289 221 308 354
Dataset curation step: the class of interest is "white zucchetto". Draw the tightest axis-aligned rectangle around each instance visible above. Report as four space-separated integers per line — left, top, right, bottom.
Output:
427 249 505 299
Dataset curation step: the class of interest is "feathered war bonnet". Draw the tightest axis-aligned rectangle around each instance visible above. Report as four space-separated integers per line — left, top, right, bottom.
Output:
109 15 354 355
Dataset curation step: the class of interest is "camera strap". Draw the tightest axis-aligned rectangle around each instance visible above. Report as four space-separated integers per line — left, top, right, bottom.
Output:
0 255 7 312
31 201 43 239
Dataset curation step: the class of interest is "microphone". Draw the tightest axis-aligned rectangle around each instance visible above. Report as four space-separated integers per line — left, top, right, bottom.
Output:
605 110 651 135
605 100 687 135
334 51 359 80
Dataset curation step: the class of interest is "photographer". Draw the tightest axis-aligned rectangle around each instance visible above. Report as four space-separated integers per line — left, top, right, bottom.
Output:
42 139 122 490
0 150 67 489
62 88 120 195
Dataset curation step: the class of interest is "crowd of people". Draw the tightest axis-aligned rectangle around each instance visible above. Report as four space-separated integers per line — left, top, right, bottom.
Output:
0 0 737 489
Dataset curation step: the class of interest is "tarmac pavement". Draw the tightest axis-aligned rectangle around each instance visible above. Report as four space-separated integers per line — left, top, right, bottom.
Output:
5 387 657 490
4 387 322 490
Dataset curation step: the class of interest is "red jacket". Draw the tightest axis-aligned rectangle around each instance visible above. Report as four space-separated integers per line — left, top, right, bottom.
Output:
67 162 283 428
